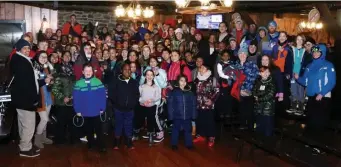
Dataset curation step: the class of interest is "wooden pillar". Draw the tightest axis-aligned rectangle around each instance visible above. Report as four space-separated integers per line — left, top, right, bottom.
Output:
315 3 341 40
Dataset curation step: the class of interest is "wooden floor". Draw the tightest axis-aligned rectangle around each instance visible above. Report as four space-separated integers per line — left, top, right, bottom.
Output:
0 135 292 167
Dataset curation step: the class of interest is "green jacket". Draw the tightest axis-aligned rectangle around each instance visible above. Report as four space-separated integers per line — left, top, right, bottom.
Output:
52 75 75 106
252 77 276 116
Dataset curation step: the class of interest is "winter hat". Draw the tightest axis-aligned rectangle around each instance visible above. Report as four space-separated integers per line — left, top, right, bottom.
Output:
194 29 202 36
238 43 249 56
268 21 277 28
311 45 322 53
228 37 236 43
175 28 183 34
257 26 268 34
15 38 31 51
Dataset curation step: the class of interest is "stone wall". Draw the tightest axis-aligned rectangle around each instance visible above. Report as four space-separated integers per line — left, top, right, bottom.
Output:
58 10 117 30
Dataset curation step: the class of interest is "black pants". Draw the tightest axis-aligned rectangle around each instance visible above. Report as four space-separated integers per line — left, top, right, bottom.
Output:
135 105 157 133
215 89 234 116
83 116 105 149
306 96 331 133
102 99 114 134
196 109 215 137
239 96 254 129
55 106 78 144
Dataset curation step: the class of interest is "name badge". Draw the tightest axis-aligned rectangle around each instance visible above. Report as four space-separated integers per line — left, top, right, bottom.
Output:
291 79 295 84
260 85 265 91
85 80 90 84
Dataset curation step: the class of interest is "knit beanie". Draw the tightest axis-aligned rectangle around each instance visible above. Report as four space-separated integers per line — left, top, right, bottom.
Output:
238 43 249 56
15 38 31 51
268 21 278 28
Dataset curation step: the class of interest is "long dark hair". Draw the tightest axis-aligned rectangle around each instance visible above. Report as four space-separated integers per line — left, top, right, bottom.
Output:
143 69 155 86
75 42 91 65
259 55 278 72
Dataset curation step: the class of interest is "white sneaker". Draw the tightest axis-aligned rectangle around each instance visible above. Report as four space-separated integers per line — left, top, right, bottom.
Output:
286 108 296 114
80 136 88 142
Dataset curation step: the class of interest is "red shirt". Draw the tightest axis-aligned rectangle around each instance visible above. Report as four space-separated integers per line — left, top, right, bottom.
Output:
236 29 243 46
167 61 192 82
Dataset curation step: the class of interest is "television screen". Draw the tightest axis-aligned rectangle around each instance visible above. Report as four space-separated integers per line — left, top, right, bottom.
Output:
196 14 223 29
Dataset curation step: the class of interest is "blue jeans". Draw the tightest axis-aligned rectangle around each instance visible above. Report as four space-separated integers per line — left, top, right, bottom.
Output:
114 109 134 138
171 119 193 147
290 79 305 103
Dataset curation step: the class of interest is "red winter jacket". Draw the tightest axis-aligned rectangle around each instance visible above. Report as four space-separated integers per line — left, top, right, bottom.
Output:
167 60 192 82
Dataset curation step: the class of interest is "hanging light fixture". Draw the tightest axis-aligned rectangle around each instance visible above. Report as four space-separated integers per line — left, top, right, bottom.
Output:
114 1 155 19
299 21 323 31
175 0 190 8
174 0 234 15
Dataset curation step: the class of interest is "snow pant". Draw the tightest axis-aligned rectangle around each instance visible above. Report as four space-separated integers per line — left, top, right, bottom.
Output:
171 119 192 147
196 109 215 137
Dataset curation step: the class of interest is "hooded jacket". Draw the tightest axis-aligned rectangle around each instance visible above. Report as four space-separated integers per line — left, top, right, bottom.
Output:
297 44 336 97
194 70 219 110
108 74 140 112
167 87 197 120
252 76 276 116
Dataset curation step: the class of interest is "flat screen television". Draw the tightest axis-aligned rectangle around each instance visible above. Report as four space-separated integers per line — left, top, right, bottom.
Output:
195 14 223 30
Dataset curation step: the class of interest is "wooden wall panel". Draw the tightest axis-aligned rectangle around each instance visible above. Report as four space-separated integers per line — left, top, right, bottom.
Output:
31 7 41 43
4 3 15 20
0 3 5 20
14 4 25 20
24 5 32 33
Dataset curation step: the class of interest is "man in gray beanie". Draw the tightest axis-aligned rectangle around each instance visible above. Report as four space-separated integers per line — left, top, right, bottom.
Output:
10 38 42 157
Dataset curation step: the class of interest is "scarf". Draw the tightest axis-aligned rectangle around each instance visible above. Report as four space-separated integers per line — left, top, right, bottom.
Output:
197 70 212 81
61 62 74 76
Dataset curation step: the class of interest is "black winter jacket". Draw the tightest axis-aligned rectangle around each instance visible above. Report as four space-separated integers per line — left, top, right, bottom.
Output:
108 75 139 112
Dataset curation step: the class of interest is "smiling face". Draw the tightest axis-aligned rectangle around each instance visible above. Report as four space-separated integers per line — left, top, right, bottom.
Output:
83 66 93 79
178 76 187 89
129 52 137 62
260 68 270 80
171 51 180 62
38 41 48 51
259 30 266 38
279 32 287 43
261 56 270 67
238 52 247 62
122 64 131 79
38 53 48 64
109 49 116 60
20 46 31 56
219 22 227 33
130 63 137 73
296 35 304 47
63 52 71 63
149 58 158 67
196 57 203 68
103 50 109 60
249 45 257 54
145 70 154 82
142 47 151 58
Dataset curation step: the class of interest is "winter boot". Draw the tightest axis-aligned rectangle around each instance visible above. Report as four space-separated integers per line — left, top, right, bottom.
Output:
34 134 44 149
113 137 120 150
42 131 53 144
153 131 164 143
126 137 135 150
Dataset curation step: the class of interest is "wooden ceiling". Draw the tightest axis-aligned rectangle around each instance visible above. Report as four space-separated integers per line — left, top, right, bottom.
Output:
15 1 341 14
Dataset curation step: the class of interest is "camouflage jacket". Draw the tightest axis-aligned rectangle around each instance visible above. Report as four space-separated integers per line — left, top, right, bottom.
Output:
51 75 76 106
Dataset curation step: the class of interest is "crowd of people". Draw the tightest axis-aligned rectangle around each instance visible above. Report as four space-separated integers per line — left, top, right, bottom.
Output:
9 14 336 158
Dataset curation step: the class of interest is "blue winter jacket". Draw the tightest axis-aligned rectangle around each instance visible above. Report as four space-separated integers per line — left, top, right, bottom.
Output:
297 44 336 97
235 60 259 92
167 87 197 121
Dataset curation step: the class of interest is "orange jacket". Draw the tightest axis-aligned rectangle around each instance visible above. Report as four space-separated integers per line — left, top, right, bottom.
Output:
62 22 82 36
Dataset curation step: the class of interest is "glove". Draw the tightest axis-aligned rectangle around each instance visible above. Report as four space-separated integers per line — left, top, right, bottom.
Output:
76 113 82 117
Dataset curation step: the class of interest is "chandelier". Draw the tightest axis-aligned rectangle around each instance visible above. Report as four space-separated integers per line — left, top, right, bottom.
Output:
115 1 155 19
175 0 234 15
299 21 323 31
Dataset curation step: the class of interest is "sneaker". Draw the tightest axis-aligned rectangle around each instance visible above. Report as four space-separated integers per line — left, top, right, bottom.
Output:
132 135 139 141
142 132 149 139
153 131 164 143
126 138 135 150
286 108 296 114
19 149 40 157
113 138 120 150
32 145 40 153
294 110 304 116
208 137 215 147
193 136 205 143
80 136 88 142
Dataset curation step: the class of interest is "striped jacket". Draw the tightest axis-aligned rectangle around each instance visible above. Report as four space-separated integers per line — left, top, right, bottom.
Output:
73 77 106 117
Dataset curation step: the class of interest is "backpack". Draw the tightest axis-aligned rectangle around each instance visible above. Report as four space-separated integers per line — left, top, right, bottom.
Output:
230 69 246 101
